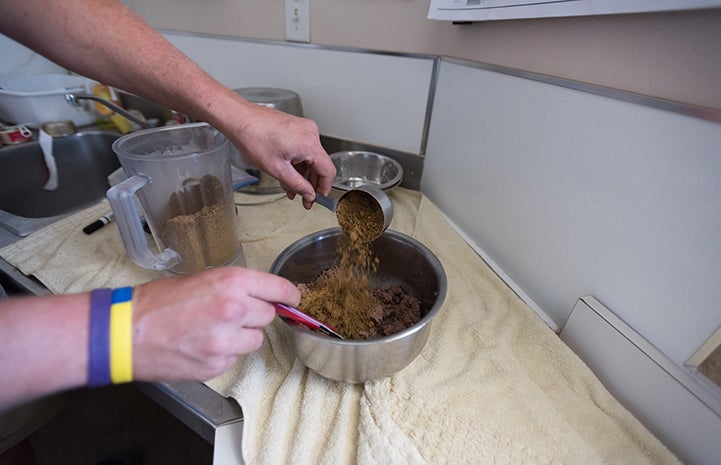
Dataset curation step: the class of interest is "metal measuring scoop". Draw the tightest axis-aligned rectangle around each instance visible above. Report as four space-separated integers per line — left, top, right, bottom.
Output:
314 184 393 240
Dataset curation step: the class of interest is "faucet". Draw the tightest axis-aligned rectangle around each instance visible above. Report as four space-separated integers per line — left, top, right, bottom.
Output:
65 92 152 129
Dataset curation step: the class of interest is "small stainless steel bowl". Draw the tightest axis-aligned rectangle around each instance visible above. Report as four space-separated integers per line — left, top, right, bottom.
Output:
232 87 303 117
330 151 403 191
269 228 446 383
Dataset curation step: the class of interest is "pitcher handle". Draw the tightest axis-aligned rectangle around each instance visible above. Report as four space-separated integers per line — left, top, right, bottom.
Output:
107 174 181 270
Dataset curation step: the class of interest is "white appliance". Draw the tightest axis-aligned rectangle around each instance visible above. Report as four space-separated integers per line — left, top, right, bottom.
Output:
428 0 721 22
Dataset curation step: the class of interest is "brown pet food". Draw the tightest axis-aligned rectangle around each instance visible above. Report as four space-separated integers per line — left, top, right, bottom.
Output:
158 174 238 273
298 189 421 340
298 267 422 340
336 190 384 243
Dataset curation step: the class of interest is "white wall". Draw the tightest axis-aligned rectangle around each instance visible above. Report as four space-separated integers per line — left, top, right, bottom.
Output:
422 59 721 366
0 35 65 76
133 1 721 112
163 33 434 155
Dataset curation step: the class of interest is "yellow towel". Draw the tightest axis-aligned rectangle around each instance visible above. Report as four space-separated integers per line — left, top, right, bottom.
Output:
0 201 158 292
0 190 679 465
207 191 680 465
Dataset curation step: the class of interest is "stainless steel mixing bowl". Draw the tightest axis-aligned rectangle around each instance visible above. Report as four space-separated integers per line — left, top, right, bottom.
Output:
269 228 447 383
330 151 403 191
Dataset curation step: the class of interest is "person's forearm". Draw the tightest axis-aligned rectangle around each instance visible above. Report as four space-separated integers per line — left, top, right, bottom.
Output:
0 0 252 132
0 0 335 202
0 293 89 409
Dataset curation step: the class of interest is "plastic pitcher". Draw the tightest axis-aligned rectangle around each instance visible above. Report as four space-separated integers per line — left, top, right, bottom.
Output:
107 122 242 274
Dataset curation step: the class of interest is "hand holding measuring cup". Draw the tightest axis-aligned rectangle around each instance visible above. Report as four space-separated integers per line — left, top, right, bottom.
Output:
314 184 393 242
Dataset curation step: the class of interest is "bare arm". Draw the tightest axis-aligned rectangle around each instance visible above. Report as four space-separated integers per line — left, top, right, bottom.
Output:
0 292 89 408
0 267 300 409
0 0 335 206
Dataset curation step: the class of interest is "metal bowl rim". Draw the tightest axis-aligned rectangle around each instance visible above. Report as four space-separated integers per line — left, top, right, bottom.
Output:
269 227 447 345
329 151 404 191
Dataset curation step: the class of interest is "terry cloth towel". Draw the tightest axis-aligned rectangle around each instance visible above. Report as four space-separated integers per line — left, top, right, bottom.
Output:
0 201 159 292
205 190 680 465
0 189 680 465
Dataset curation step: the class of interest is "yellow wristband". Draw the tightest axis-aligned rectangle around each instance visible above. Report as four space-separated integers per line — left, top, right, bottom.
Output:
109 287 133 384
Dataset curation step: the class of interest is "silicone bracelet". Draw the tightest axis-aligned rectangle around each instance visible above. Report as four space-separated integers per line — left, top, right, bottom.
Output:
88 288 112 387
109 287 134 384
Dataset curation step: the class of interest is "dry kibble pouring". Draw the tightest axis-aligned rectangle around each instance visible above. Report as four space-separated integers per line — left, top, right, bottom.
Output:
313 184 393 241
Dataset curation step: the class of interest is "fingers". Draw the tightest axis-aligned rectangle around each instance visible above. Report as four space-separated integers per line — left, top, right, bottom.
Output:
309 154 335 196
286 149 335 209
225 300 276 329
227 107 335 204
228 267 300 307
151 327 265 382
132 267 302 382
303 145 335 197
193 268 298 330
278 162 317 208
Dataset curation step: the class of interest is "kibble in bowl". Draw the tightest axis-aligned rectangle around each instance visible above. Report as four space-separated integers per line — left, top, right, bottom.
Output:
269 228 447 383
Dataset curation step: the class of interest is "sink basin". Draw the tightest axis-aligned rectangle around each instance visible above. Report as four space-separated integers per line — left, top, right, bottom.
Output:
0 130 121 237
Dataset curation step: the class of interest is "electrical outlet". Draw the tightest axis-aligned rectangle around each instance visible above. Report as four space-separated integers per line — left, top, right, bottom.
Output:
285 0 310 43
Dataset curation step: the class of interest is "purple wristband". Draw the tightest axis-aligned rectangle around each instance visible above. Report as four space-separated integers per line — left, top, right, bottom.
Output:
88 288 112 387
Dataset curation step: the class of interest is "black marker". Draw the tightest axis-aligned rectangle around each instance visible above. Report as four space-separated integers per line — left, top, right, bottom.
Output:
83 212 115 235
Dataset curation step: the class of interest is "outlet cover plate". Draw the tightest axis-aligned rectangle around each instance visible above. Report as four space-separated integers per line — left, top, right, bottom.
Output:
285 0 310 43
